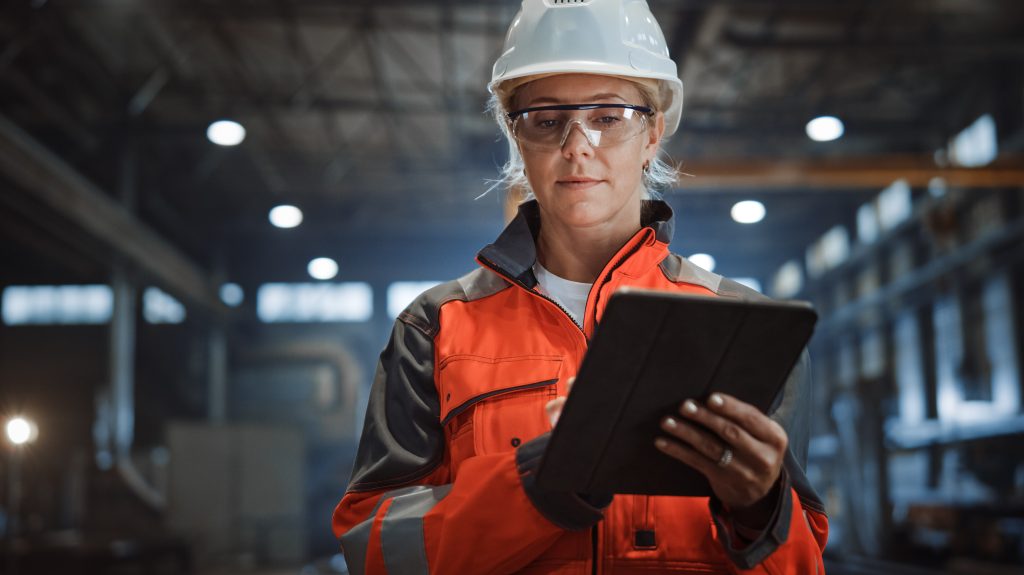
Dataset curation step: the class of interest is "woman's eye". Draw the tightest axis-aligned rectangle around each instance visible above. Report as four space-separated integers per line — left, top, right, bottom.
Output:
535 118 562 130
594 115 621 126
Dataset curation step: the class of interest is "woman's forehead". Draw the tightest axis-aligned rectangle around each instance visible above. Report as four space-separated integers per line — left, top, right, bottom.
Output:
516 74 643 107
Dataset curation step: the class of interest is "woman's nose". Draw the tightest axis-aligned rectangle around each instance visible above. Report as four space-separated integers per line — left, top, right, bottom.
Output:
560 121 598 156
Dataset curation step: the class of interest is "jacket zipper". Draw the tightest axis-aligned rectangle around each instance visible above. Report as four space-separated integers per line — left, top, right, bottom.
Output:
478 250 643 575
477 255 589 340
479 232 647 341
588 238 646 333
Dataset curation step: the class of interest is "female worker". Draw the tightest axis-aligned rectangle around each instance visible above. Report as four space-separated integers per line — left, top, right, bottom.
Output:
332 1 828 573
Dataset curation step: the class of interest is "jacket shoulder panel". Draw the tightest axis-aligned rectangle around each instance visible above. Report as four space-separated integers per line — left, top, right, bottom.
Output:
658 253 724 294
397 268 511 338
717 276 771 301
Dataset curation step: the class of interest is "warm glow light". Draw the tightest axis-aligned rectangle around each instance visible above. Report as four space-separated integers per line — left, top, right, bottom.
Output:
731 200 766 224
308 258 339 280
6 417 37 445
806 116 844 142
269 205 303 229
688 253 716 272
206 120 246 146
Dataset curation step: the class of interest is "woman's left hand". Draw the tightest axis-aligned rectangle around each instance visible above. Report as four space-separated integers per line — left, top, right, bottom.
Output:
654 393 787 523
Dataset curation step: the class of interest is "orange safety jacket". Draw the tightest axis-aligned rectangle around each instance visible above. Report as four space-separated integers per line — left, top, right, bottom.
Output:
333 200 828 574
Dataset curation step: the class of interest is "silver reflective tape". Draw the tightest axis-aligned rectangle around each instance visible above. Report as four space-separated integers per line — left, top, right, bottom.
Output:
340 485 427 575
678 257 723 293
381 485 453 575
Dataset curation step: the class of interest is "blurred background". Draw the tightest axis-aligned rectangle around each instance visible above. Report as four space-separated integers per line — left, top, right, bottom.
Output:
0 0 1022 574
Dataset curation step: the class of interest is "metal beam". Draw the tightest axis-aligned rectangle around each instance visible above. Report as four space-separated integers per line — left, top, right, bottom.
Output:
722 30 1024 58
677 156 1024 190
0 114 223 312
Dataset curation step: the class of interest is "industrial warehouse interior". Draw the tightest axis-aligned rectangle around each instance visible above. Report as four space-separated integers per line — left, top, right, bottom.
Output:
1 0 1023 574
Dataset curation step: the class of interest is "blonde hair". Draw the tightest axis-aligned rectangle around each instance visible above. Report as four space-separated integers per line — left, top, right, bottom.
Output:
485 76 678 201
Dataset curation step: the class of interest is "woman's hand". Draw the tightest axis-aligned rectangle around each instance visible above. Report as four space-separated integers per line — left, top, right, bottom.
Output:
654 393 787 523
544 377 575 428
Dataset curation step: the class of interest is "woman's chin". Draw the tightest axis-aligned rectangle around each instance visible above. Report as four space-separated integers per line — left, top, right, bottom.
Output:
549 203 626 230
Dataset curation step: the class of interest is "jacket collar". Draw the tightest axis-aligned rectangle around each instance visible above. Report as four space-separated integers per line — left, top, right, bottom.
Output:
477 199 675 288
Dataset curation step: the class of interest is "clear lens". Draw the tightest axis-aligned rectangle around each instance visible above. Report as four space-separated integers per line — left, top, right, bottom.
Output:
513 105 647 150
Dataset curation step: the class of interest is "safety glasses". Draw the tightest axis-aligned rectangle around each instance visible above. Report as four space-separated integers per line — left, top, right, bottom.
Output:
507 103 653 151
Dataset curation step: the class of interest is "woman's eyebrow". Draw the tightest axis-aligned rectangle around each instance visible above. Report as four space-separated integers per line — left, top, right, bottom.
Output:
524 93 630 107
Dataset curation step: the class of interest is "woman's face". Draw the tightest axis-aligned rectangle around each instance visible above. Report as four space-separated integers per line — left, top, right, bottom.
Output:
513 74 665 232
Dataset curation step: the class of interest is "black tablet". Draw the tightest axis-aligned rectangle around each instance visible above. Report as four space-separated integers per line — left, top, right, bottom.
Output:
535 288 817 496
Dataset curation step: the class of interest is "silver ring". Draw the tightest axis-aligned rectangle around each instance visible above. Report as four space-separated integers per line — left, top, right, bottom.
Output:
716 448 733 467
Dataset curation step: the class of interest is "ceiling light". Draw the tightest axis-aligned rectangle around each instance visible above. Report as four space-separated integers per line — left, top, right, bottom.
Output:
206 119 246 146
220 283 244 307
308 257 339 281
805 116 844 142
269 205 303 229
731 200 766 224
687 253 716 272
6 417 38 445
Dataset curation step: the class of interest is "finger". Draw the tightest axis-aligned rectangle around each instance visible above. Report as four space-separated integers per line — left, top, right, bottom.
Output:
566 376 575 392
677 399 763 458
704 393 788 450
546 396 567 427
654 436 721 479
660 416 732 466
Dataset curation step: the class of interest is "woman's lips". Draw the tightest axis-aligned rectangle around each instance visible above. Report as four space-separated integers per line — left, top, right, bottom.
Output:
556 178 602 189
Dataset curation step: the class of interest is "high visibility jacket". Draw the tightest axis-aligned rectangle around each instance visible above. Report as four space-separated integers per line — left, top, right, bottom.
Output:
333 201 828 574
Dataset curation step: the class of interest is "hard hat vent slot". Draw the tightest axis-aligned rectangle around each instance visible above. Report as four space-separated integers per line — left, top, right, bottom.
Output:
549 0 593 6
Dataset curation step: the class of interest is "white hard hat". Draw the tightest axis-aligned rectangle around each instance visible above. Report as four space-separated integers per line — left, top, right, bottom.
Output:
489 0 684 136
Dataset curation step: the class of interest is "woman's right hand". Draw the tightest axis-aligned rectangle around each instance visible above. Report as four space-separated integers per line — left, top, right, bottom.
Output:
544 376 575 427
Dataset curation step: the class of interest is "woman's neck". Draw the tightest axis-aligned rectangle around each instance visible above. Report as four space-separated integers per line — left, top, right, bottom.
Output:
536 211 642 284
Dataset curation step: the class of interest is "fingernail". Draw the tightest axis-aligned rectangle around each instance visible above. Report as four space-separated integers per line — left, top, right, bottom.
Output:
655 438 668 449
709 394 724 408
664 417 678 429
683 400 698 415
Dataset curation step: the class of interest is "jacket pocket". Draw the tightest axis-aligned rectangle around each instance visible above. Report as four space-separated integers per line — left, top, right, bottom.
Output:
439 354 561 456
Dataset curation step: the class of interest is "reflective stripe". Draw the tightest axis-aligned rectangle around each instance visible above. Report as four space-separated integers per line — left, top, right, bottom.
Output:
340 486 426 575
659 254 724 294
381 485 453 575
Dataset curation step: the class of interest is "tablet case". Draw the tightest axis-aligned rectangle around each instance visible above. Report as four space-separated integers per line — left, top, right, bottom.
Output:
535 288 817 496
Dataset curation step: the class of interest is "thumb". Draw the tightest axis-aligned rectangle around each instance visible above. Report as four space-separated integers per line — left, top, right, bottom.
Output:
546 396 567 427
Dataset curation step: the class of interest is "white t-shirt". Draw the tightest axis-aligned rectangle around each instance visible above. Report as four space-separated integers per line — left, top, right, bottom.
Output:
533 262 592 329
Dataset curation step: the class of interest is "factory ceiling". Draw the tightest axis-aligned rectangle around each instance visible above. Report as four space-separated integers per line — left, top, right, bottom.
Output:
1 0 1023 296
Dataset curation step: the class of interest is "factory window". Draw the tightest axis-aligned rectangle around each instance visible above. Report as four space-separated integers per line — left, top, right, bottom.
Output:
805 225 850 278
256 282 372 323
857 180 910 244
857 203 879 244
878 179 912 231
1 285 113 325
143 287 186 324
769 260 803 299
387 281 442 319
934 275 1021 425
949 113 997 168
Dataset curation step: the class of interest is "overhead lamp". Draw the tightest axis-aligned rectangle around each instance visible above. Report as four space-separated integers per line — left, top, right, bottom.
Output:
206 119 246 146
220 283 244 307
731 200 766 224
5 416 38 445
687 253 716 272
269 205 303 229
308 257 339 281
806 116 844 142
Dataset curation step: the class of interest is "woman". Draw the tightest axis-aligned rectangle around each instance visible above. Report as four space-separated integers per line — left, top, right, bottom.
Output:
333 1 828 573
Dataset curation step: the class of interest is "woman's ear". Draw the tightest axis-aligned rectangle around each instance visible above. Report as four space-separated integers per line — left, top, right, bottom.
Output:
643 112 666 163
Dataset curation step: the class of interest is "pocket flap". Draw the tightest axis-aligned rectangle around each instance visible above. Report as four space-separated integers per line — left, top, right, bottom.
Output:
438 355 562 424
